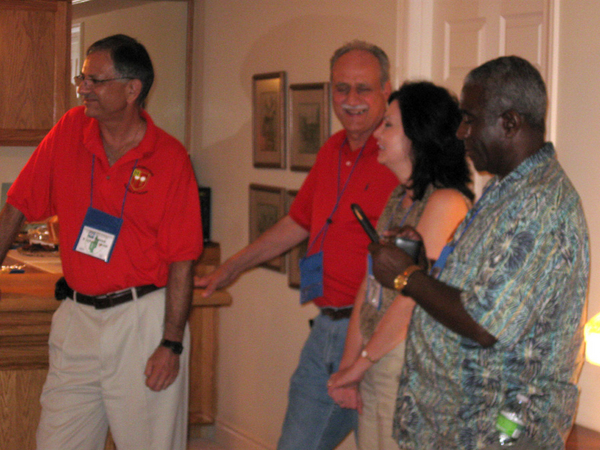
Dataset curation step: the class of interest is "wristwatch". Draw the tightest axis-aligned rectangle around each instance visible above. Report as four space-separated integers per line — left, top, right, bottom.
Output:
393 265 423 294
161 339 184 355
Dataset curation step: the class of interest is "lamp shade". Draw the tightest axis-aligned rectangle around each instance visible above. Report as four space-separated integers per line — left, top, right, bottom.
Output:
584 312 600 366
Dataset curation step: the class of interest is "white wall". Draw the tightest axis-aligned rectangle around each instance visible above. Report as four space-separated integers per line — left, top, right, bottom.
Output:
192 0 600 447
73 1 188 143
190 1 398 448
0 2 188 229
555 0 600 432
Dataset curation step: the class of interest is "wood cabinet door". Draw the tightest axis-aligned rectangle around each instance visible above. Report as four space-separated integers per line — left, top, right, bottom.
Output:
0 0 70 146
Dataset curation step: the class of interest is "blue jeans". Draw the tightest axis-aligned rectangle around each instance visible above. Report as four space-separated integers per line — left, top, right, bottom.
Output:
277 313 358 450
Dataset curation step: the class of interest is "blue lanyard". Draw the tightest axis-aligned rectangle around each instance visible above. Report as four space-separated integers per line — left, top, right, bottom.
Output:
307 139 366 253
430 182 495 278
386 191 415 231
90 155 138 219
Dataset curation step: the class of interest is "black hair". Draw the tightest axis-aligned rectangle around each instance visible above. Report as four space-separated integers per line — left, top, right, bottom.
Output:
391 81 474 202
87 34 154 108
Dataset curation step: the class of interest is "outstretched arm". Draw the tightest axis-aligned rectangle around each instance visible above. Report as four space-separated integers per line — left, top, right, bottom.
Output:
195 215 309 296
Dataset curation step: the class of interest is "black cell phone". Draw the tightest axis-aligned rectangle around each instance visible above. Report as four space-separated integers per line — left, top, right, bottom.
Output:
350 203 379 243
394 236 421 262
351 203 421 262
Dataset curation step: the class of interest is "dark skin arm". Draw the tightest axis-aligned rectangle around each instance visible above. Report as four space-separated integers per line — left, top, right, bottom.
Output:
144 259 194 391
368 227 497 348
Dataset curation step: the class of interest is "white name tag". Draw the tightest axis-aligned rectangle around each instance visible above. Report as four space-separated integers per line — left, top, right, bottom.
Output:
74 207 123 263
75 225 116 262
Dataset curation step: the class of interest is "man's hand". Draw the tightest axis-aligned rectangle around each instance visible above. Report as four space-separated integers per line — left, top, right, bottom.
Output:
144 345 180 391
194 261 238 297
368 226 428 289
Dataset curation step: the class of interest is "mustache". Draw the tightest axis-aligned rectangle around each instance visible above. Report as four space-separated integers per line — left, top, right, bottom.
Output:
341 104 368 113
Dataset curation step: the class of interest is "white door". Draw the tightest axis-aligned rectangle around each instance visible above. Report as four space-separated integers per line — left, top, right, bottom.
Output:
403 0 556 195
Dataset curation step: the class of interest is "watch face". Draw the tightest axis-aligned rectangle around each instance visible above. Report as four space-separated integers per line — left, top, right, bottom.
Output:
161 339 183 355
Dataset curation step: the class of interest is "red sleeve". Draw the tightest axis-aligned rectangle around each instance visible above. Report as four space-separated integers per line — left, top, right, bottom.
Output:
289 163 318 230
6 112 76 221
156 152 203 263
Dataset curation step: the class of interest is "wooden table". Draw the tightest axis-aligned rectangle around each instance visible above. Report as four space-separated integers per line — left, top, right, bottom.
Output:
0 243 230 450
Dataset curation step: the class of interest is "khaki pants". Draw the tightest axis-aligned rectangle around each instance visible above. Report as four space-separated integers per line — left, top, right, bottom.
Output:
358 341 405 450
36 288 189 450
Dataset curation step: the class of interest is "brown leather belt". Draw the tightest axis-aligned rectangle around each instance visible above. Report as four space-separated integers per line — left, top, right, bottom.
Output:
56 277 160 310
320 307 353 320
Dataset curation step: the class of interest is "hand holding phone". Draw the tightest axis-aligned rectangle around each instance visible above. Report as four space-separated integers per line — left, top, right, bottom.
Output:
351 203 421 262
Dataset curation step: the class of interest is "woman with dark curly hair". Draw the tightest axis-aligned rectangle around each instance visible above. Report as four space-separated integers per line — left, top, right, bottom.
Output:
328 81 474 450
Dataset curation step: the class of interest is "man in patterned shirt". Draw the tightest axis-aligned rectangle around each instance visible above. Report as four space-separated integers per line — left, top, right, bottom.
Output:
369 56 589 450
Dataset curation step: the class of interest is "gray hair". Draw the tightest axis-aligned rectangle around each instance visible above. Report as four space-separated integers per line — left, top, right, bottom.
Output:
465 56 547 133
330 40 390 88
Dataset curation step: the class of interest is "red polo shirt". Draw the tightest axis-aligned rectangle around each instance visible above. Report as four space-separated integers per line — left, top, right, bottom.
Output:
289 130 397 308
8 106 203 295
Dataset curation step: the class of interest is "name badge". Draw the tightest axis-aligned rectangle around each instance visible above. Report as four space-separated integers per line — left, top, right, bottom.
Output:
366 255 383 310
74 207 123 263
299 251 324 304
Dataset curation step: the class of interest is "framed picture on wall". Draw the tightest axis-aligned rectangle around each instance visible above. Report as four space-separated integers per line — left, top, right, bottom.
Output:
289 82 331 171
249 184 286 272
285 189 308 288
252 72 286 168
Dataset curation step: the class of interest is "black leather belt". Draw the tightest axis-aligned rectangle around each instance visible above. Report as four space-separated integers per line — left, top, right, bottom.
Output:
55 277 159 310
320 307 353 320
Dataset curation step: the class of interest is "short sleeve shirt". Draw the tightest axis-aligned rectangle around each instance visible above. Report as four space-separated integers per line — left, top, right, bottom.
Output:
394 144 589 450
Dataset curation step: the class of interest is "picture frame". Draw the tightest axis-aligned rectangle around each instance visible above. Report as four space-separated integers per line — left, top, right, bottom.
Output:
285 189 308 288
249 184 286 272
252 72 286 168
289 82 331 171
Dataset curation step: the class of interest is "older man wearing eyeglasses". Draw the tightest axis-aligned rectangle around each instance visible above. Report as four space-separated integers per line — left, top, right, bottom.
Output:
0 34 202 450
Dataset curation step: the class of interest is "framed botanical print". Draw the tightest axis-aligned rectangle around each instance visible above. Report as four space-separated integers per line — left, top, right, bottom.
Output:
289 82 330 171
252 72 286 168
249 184 286 272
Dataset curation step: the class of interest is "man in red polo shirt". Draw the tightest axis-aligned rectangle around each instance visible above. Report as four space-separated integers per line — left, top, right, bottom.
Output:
196 40 397 449
0 35 202 450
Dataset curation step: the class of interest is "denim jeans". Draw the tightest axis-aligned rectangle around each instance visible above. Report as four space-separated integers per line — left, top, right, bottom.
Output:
277 313 358 450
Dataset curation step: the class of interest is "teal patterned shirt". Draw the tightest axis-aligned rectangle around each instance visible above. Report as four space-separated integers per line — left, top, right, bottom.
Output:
394 144 589 450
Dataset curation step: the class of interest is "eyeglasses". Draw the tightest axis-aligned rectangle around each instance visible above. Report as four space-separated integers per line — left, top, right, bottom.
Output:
74 74 133 87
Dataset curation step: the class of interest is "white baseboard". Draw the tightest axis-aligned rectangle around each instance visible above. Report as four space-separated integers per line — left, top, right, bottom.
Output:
213 419 274 450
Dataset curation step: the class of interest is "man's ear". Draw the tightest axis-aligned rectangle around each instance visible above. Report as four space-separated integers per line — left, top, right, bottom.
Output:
383 80 392 100
126 79 143 105
500 110 522 138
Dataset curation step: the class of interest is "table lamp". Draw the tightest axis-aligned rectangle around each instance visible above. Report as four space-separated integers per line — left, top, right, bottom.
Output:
584 312 600 366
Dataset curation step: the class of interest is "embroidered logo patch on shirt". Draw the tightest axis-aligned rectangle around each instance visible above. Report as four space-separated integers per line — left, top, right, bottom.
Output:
129 167 152 193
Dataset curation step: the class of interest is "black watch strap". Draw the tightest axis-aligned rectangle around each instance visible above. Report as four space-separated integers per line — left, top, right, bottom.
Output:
161 339 183 355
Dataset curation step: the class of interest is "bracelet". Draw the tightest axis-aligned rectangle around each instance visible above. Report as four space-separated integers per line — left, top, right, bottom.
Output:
360 349 376 364
393 264 423 294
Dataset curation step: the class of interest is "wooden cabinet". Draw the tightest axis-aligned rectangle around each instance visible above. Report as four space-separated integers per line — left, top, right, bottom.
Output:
0 0 71 146
0 244 230 450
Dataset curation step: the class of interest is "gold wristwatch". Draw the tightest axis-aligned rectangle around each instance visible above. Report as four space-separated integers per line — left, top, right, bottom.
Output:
393 265 423 294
